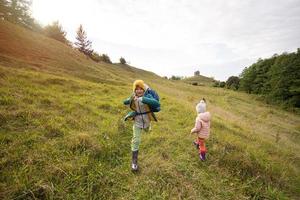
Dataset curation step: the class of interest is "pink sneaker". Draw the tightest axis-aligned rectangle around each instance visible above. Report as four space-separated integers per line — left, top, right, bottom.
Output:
199 152 206 161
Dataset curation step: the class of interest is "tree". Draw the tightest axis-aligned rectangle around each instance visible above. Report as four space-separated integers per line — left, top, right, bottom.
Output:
74 24 93 57
219 81 225 88
0 0 9 19
213 81 220 87
226 76 240 90
89 52 113 63
101 54 112 63
8 0 34 29
194 70 200 76
239 66 257 93
1 0 36 29
90 52 102 62
267 51 300 107
44 21 69 44
120 57 126 64
170 75 182 80
239 49 300 107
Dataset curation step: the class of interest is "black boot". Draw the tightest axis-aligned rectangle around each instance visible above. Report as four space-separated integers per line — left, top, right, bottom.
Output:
131 150 139 171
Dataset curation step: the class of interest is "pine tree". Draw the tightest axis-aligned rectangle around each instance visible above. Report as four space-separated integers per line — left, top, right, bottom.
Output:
74 24 93 57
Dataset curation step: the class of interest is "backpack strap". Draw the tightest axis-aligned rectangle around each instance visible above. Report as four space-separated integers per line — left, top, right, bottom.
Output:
135 111 152 115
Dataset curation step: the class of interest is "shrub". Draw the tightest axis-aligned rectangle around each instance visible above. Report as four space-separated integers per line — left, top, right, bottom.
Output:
90 52 102 62
219 81 226 88
119 57 126 64
170 75 182 80
226 76 240 90
43 21 69 45
101 54 112 64
213 81 220 87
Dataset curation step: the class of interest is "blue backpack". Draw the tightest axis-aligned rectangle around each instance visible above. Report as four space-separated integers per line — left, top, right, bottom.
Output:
145 88 160 112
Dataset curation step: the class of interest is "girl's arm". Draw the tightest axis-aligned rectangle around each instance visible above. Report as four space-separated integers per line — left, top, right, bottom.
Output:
191 118 202 133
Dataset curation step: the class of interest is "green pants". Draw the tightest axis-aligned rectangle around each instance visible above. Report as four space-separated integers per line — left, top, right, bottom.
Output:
131 125 150 151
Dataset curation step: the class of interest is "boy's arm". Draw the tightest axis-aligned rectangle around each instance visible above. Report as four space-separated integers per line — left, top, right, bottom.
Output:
123 95 134 105
123 97 131 105
191 118 202 133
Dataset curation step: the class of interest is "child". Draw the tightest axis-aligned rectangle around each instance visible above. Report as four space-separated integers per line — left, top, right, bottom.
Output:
191 99 211 161
123 80 160 171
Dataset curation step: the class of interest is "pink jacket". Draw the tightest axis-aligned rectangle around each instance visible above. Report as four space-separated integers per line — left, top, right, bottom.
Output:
191 112 211 139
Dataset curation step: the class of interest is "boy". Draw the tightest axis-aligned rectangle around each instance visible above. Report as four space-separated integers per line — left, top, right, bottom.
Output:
123 80 160 171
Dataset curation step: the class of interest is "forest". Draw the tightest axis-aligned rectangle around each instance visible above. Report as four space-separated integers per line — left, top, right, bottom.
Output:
239 50 300 108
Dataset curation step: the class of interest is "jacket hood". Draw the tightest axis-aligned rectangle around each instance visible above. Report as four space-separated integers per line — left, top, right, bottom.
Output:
198 112 211 122
133 80 149 92
196 100 206 113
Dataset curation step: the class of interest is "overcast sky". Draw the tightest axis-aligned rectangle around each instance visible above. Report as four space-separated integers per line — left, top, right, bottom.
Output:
32 0 300 80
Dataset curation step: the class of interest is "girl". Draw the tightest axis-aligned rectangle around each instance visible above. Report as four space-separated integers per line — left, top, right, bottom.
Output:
191 99 211 161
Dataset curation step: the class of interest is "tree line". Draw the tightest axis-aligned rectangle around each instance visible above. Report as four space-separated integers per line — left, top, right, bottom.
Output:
240 50 300 107
214 49 300 108
0 0 128 65
47 23 128 64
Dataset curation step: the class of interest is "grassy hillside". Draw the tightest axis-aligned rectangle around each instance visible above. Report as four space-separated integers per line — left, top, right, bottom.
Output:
182 75 216 86
0 21 300 199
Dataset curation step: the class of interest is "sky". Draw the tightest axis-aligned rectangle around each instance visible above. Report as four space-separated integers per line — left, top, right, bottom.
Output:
31 0 300 81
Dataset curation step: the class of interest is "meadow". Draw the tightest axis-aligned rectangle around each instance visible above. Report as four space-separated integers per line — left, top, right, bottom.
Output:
0 21 299 199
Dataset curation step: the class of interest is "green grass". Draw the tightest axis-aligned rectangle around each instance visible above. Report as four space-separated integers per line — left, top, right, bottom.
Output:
0 20 299 199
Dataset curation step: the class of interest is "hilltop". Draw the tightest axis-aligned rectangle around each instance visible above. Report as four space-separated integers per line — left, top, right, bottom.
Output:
0 21 299 199
182 75 216 86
